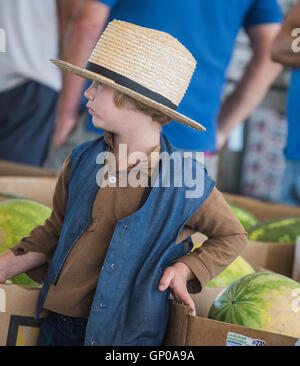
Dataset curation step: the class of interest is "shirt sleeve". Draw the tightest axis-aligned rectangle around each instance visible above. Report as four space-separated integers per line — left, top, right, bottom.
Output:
9 154 71 283
243 0 283 29
174 187 248 293
97 0 119 8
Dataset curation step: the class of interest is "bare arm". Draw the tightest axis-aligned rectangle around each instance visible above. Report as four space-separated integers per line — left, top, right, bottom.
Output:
0 251 47 284
217 23 283 150
53 0 111 148
57 0 83 54
271 1 300 68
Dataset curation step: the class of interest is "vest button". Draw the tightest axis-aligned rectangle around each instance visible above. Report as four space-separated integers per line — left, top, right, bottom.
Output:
91 341 96 346
123 224 128 230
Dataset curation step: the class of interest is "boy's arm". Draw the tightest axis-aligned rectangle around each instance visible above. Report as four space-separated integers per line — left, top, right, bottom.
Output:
174 187 248 293
0 154 71 283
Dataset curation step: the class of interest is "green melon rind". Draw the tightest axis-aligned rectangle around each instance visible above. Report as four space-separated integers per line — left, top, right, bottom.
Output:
0 199 51 249
0 199 51 287
247 217 300 243
0 192 27 200
208 272 300 332
206 256 255 288
5 274 42 288
228 203 259 229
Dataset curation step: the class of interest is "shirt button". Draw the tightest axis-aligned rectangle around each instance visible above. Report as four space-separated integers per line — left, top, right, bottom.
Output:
111 263 115 269
99 303 104 308
91 341 96 346
109 176 117 184
123 224 128 230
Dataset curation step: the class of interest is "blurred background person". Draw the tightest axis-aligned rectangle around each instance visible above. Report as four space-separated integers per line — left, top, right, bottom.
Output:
272 0 300 206
0 0 79 167
46 0 283 181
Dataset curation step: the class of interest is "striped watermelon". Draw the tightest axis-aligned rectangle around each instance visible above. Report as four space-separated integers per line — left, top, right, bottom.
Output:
0 199 51 287
208 272 300 338
206 256 255 287
228 202 259 229
248 217 300 243
0 192 25 203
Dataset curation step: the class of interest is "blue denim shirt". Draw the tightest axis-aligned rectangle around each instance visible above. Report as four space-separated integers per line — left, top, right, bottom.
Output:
35 133 215 346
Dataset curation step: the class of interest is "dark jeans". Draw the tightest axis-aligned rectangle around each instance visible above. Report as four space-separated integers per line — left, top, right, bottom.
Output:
0 81 58 167
37 311 88 346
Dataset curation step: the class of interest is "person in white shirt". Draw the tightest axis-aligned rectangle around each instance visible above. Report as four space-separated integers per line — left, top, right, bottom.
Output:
0 0 76 166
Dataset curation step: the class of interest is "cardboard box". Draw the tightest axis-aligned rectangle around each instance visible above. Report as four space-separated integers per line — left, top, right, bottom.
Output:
0 176 57 208
0 284 46 346
226 193 300 277
163 287 299 346
191 236 295 278
222 192 300 221
0 160 57 178
192 192 300 278
242 241 295 277
1 285 297 347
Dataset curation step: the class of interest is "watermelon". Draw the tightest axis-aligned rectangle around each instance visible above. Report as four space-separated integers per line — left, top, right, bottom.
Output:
0 199 51 287
248 217 300 244
206 256 255 288
208 272 300 338
0 192 26 203
228 202 259 229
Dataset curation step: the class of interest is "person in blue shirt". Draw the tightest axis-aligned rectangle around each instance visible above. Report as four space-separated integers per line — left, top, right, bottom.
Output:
51 0 283 178
271 0 300 206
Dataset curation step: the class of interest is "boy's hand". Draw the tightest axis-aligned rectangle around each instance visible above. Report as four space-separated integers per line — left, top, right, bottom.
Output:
0 270 6 284
0 250 47 284
0 251 12 284
158 262 196 316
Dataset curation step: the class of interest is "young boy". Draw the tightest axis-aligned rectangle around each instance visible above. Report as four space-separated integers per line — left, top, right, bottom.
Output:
0 20 247 346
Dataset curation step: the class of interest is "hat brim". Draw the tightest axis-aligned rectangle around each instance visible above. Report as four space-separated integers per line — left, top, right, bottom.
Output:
51 59 206 131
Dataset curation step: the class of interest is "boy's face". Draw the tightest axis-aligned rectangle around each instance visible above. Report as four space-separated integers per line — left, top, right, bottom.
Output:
85 81 122 132
84 81 150 133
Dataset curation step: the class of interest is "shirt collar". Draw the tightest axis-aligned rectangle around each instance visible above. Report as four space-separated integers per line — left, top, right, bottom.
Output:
103 131 161 177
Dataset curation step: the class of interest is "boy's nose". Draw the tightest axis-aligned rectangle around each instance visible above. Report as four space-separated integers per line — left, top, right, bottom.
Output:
84 85 95 100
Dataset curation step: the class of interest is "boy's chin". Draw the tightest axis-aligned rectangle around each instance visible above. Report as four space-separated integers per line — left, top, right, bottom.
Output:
92 117 118 134
91 117 108 130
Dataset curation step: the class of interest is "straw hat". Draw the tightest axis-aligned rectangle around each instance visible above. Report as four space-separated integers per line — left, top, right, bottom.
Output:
51 19 206 131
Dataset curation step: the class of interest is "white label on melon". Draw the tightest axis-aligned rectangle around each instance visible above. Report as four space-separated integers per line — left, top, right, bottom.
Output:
294 339 300 346
0 288 6 312
226 332 265 346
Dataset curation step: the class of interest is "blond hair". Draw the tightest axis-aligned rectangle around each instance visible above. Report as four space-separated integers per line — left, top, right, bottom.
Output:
113 90 171 125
